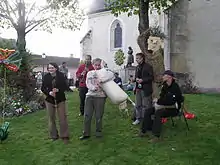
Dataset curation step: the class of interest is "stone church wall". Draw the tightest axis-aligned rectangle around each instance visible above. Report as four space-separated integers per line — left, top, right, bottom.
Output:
168 0 189 73
169 0 220 92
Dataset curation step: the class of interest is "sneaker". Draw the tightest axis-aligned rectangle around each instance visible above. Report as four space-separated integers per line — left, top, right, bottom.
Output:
78 113 84 117
79 135 90 140
132 119 140 125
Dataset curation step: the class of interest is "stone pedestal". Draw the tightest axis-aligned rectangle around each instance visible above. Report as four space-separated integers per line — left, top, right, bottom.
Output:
124 66 136 82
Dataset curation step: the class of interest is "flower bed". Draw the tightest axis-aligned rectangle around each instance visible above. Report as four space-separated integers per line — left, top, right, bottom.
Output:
0 88 45 117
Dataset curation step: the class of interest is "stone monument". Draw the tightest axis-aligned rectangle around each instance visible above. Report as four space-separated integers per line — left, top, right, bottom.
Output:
126 46 134 68
147 36 165 98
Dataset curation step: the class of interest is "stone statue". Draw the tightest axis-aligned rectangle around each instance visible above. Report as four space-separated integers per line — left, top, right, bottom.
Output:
147 36 165 98
126 46 134 67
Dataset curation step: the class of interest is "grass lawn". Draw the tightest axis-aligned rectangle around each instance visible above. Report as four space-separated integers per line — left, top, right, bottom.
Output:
0 92 220 165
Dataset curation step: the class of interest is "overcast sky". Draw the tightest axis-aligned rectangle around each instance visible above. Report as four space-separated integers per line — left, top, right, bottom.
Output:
0 0 92 58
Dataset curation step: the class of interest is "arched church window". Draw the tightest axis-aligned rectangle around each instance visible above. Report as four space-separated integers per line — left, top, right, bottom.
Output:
114 23 122 48
110 19 123 51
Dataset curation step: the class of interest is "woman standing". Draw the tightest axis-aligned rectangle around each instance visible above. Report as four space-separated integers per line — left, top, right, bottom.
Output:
41 62 69 144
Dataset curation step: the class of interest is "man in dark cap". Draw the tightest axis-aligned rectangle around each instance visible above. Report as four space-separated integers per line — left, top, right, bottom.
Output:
140 70 183 142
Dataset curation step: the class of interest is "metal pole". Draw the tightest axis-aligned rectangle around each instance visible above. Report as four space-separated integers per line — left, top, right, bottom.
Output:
43 64 44 76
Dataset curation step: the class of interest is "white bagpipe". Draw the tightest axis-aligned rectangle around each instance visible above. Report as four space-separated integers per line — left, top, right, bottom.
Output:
95 67 135 108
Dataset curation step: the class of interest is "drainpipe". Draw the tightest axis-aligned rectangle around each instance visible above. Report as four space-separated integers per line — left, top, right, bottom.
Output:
163 12 171 70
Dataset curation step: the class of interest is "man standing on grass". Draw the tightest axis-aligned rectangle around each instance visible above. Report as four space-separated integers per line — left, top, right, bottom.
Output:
59 62 68 78
133 52 154 125
76 55 94 116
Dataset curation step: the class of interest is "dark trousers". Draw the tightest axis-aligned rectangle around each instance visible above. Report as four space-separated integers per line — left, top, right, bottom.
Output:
141 107 179 137
135 90 152 120
79 87 88 115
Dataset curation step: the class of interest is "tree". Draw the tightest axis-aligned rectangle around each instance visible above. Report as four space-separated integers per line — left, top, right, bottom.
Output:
0 38 16 49
114 49 125 67
0 0 84 52
105 0 177 59
0 0 84 100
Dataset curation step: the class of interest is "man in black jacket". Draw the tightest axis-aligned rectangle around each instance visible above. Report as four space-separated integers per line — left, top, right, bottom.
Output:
140 70 183 142
133 53 154 125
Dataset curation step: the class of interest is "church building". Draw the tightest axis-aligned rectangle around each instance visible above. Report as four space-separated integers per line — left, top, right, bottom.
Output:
80 0 220 92
80 0 164 70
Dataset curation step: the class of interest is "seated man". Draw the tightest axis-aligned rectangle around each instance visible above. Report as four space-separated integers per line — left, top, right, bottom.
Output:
140 70 183 142
113 72 123 88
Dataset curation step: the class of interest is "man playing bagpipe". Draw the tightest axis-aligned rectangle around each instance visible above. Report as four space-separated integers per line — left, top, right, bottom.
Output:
139 70 183 142
79 58 114 140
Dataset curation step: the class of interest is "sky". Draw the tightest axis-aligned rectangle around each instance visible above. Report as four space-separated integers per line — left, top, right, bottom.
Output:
0 0 93 58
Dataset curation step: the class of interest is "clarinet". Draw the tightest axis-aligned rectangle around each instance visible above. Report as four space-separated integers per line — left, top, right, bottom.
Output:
81 64 89 82
52 77 57 108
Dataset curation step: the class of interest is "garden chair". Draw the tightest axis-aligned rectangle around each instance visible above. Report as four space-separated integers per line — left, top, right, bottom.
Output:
170 96 190 130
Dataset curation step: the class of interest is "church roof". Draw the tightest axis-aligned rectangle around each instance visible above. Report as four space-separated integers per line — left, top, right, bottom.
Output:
87 0 110 14
80 30 92 44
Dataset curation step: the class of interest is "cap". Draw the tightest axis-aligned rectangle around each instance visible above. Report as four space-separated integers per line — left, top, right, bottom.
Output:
163 70 175 77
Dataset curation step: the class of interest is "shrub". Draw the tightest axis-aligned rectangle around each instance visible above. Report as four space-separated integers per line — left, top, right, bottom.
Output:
175 72 200 94
114 49 125 67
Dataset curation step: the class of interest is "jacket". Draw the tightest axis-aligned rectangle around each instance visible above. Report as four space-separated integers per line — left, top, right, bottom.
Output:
135 62 154 97
157 81 183 107
86 70 106 97
114 77 123 88
76 64 94 87
41 71 68 104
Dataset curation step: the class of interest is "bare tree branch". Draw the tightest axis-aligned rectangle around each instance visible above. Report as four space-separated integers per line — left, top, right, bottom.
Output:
0 11 18 29
25 18 48 34
6 0 18 20
25 1 36 24
25 5 50 28
0 0 18 28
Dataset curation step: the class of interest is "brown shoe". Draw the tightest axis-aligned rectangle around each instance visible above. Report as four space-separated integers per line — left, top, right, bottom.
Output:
138 131 151 137
149 137 161 143
62 137 69 144
138 132 146 137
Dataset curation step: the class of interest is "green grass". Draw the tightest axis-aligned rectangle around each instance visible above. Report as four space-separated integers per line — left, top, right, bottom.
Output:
0 92 220 165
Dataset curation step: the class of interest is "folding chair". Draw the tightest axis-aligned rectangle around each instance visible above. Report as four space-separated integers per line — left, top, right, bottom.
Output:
170 96 190 130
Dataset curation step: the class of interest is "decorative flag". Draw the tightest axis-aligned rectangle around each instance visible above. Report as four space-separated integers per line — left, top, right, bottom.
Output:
0 48 22 72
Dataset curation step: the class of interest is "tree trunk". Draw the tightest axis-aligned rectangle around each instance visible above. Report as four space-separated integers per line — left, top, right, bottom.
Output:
16 1 26 52
15 1 33 101
137 0 150 57
16 28 26 52
136 0 164 98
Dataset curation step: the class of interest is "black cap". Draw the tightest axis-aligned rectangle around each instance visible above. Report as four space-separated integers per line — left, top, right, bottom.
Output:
163 70 175 77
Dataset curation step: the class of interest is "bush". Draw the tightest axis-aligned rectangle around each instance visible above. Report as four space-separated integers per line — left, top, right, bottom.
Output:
175 72 200 94
114 49 125 67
